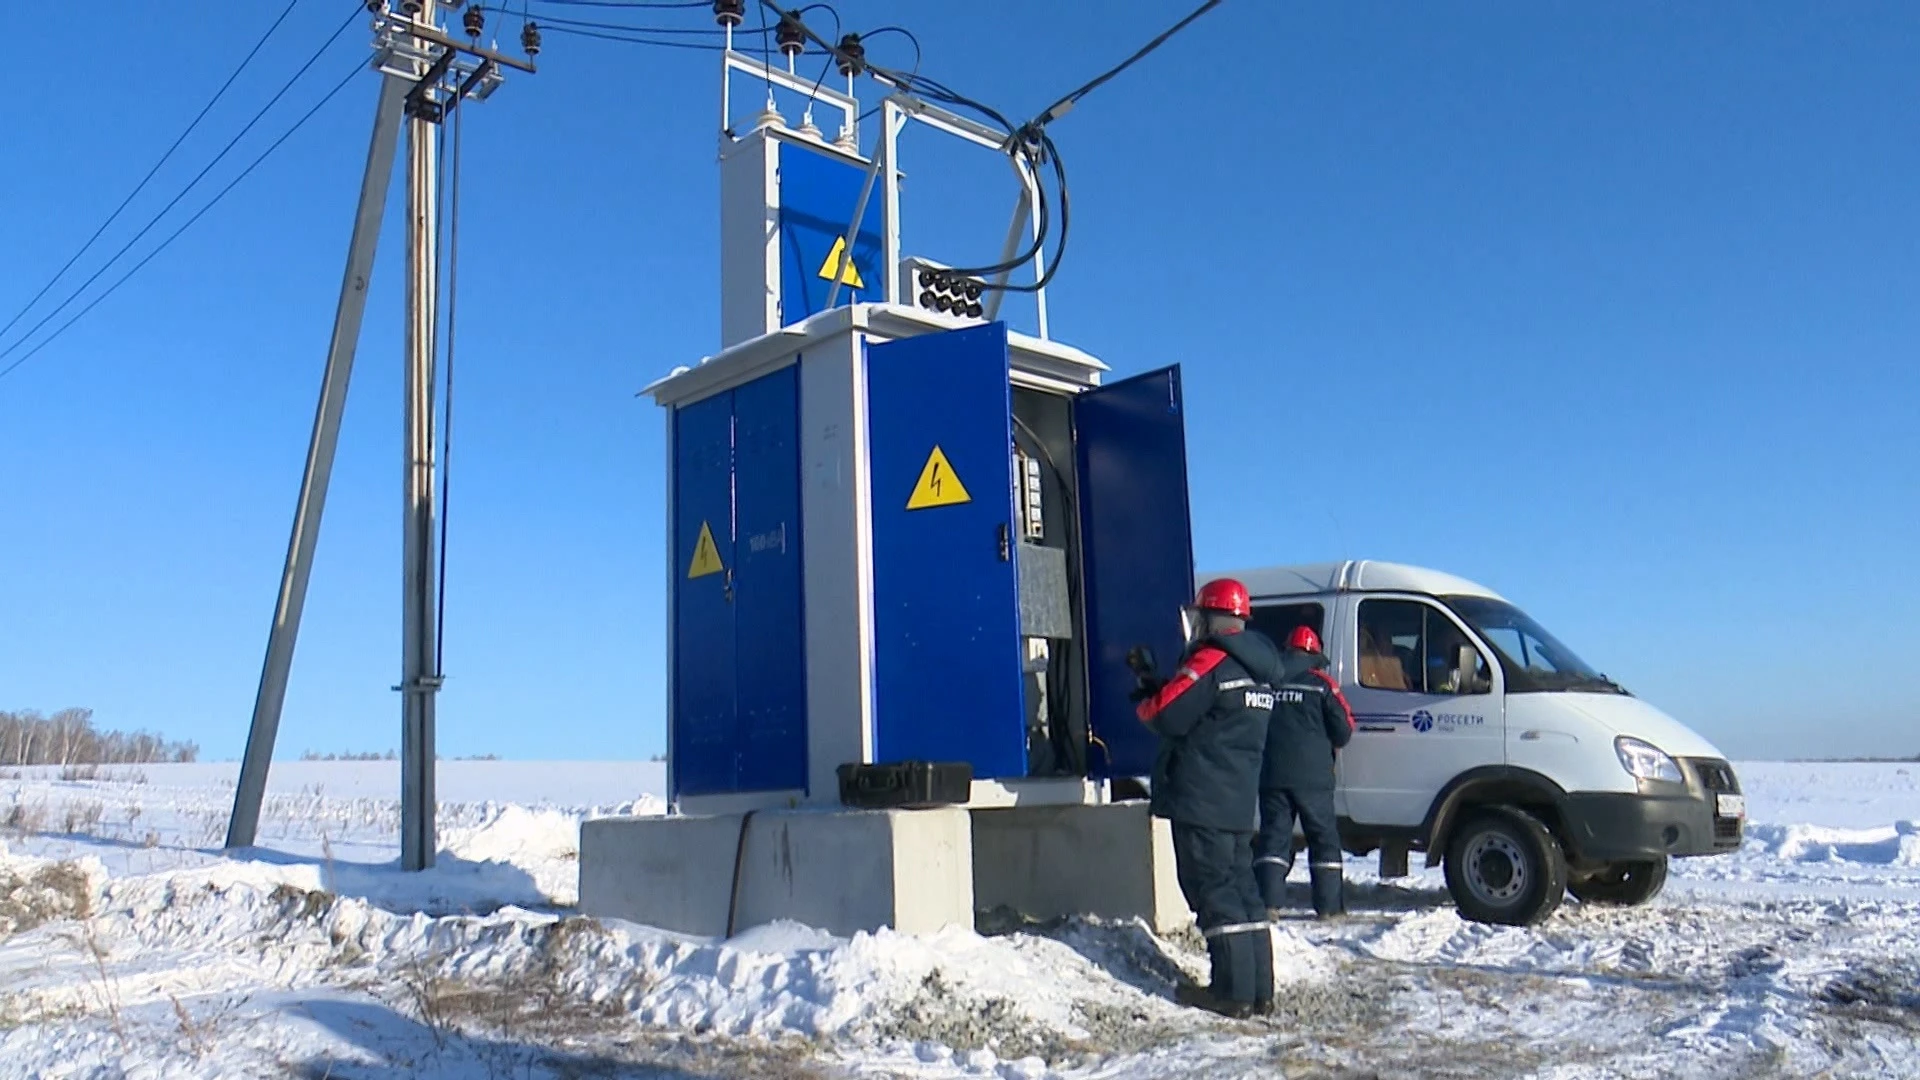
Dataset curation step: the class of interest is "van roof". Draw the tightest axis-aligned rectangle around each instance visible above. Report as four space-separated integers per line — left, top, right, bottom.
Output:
1202 560 1506 602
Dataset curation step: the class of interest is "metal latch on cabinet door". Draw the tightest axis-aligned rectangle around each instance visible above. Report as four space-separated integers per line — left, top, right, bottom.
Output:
997 523 1011 562
724 569 734 603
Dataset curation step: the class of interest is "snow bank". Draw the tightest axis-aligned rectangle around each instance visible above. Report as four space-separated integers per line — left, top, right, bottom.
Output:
0 840 1250 1071
1746 820 1920 867
5 762 1920 1078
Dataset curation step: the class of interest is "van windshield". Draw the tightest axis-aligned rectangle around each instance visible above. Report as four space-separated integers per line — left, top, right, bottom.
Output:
1441 595 1628 694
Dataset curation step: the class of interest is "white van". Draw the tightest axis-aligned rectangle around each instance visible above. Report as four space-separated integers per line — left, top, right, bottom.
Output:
1204 560 1746 925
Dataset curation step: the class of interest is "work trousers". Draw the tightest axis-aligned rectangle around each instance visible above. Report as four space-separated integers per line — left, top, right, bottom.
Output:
1255 786 1345 915
1170 822 1273 1008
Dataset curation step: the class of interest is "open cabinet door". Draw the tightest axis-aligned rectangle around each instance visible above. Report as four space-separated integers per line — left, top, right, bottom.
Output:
865 323 1028 779
1073 366 1195 780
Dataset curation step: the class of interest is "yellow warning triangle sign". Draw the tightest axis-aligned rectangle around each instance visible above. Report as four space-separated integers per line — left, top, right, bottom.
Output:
687 521 725 579
906 446 971 510
816 236 865 289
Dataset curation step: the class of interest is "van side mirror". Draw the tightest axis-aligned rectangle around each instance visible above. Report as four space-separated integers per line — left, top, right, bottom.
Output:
1457 644 1491 694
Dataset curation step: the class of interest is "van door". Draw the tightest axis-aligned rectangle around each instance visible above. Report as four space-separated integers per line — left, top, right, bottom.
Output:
1337 594 1504 827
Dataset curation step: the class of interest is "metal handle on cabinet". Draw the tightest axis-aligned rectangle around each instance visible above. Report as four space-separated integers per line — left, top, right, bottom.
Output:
997 523 1010 562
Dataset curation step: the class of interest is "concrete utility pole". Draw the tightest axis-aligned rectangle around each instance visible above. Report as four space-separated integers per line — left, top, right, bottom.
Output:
399 0 444 872
227 2 534 866
226 74 407 852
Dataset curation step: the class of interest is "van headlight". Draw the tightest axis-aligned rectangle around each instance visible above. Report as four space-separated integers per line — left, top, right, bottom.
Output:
1615 736 1683 784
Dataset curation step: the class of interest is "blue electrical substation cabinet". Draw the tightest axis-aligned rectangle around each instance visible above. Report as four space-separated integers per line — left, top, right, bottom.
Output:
645 120 1198 813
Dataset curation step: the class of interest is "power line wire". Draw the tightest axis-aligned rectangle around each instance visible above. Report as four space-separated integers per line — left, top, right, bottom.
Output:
435 86 468 680
0 57 368 385
481 5 771 35
1028 0 1224 127
798 6 843 121
859 25 922 82
537 24 733 51
531 0 709 8
0 0 305 346
0 3 365 367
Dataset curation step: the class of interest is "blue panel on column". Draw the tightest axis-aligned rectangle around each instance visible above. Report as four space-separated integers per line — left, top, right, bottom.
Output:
777 144 884 327
671 391 738 797
865 323 1026 779
1074 366 1194 779
731 365 809 793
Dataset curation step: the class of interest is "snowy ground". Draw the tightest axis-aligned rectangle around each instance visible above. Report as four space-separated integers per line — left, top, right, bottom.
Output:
1 760 1915 1079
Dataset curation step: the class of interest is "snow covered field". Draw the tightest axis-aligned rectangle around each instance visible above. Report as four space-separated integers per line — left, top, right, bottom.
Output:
1 761 1915 1079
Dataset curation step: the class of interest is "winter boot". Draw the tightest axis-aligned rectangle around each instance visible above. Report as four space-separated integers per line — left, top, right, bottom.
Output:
1200 925 1262 1015
1309 865 1345 918
1250 925 1275 1012
1176 980 1255 1020
1254 858 1292 911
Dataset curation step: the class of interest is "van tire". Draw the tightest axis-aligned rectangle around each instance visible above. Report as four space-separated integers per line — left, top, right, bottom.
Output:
1443 806 1568 926
1568 858 1669 906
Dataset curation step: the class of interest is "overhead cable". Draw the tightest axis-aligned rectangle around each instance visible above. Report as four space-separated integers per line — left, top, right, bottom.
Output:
0 3 365 367
1026 0 1224 128
0 0 305 346
536 23 732 50
434 83 470 680
482 6 772 35
0 57 367 385
531 0 709 8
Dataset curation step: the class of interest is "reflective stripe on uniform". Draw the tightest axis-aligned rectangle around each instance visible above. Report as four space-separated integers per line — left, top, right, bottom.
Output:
1253 856 1292 868
1135 647 1228 723
1309 669 1356 731
1200 920 1272 939
1310 861 1343 870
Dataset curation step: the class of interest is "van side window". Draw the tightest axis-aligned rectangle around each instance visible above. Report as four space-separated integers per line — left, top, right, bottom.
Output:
1249 602 1324 648
1357 599 1491 695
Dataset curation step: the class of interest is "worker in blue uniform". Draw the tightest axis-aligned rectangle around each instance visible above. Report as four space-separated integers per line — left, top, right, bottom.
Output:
1254 625 1356 917
1131 578 1280 1017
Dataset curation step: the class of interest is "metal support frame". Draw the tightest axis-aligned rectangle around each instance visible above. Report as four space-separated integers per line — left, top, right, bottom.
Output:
226 73 408 851
227 3 529 868
824 106 907 310
875 92 1051 340
722 49 858 137
715 53 1050 336
880 100 902 303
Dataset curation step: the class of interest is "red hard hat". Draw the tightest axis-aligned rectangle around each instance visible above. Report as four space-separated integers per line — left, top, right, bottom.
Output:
1286 625 1322 654
1195 578 1251 618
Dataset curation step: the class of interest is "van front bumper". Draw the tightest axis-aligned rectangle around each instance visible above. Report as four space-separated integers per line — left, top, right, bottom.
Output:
1560 757 1745 863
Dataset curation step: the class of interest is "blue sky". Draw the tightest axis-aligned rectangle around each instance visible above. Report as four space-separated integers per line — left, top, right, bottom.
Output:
1 1 1913 762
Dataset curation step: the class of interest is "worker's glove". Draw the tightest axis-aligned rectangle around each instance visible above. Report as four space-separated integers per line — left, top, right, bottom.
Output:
1125 645 1163 702
1125 645 1157 678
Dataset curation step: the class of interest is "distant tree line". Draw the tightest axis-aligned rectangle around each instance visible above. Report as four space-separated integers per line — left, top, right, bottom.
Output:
300 749 397 761
299 750 503 761
0 708 199 765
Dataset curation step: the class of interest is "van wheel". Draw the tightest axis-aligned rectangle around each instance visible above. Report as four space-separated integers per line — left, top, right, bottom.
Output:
1569 858 1668 906
1443 807 1568 926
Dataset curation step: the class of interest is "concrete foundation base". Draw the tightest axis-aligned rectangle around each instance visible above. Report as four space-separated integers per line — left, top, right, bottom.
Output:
579 806 973 938
578 800 1189 940
970 801 1191 934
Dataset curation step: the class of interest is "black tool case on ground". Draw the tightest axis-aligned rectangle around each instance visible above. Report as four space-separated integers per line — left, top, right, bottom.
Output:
836 761 973 809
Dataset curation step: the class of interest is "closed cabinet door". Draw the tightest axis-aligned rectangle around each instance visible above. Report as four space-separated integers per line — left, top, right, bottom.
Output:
1338 595 1504 827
